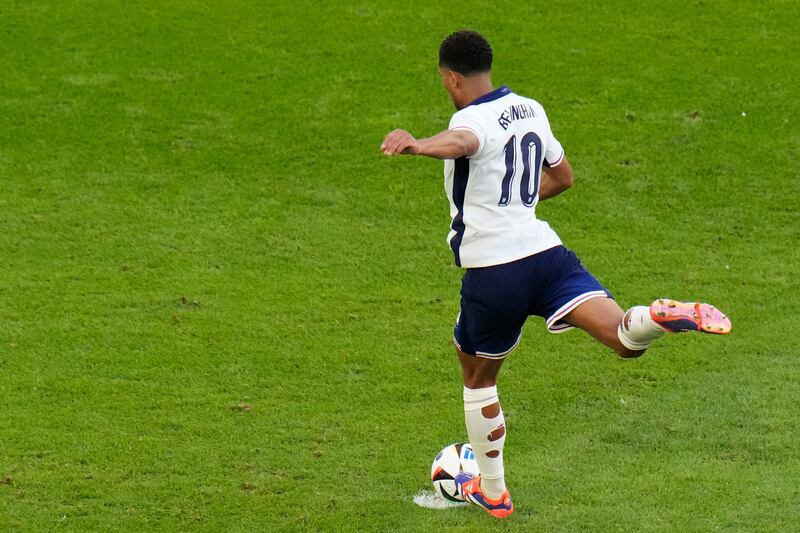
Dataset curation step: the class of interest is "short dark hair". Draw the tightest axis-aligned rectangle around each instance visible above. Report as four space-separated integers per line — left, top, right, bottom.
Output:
439 30 493 76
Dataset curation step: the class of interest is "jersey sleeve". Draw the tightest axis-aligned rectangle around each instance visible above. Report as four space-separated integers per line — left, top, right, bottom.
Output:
541 110 565 168
448 110 486 158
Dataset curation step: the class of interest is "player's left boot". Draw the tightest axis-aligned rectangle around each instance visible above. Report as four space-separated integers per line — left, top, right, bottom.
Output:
650 299 732 334
455 472 514 518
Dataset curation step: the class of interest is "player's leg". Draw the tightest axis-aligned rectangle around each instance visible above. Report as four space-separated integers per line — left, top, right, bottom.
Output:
455 347 513 517
561 297 649 357
563 297 732 356
457 345 505 388
455 336 513 506
456 348 506 490
457 347 507 497
452 262 526 517
537 247 731 356
533 247 649 355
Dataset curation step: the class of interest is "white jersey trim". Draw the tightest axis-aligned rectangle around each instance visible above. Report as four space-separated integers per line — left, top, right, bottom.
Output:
450 125 483 154
544 149 565 168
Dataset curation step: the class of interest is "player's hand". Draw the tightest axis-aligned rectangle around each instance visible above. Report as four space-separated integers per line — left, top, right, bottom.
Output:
381 129 420 156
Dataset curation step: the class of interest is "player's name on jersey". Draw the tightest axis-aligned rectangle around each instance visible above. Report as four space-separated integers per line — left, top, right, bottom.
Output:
498 103 538 130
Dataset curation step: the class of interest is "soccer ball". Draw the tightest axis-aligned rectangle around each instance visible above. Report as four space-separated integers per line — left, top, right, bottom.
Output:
430 442 480 502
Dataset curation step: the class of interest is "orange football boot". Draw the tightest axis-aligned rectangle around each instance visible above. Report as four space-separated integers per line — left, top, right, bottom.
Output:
455 472 514 518
650 299 732 334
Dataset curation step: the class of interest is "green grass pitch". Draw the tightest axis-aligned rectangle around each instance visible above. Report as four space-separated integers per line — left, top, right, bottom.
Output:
1 1 799 530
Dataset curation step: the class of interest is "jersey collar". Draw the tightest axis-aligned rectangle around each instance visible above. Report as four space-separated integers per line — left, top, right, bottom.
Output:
467 85 511 107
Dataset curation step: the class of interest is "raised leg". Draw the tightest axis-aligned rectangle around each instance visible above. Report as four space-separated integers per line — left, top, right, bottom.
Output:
562 297 646 358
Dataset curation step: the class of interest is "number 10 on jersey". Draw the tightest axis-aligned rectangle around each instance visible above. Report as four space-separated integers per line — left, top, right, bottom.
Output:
498 132 544 207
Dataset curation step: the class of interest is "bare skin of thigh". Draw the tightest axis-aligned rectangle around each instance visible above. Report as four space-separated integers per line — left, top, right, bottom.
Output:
457 348 505 389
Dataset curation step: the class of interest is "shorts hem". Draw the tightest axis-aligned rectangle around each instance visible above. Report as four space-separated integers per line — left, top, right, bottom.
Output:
545 290 609 334
453 333 522 360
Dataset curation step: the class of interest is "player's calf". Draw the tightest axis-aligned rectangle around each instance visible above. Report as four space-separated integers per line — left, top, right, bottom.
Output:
562 297 645 357
615 344 646 359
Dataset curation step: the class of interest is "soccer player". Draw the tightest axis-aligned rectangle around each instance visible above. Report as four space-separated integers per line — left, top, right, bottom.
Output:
381 30 731 518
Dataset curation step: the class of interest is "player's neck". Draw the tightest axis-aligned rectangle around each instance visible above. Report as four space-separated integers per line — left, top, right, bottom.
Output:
458 75 495 109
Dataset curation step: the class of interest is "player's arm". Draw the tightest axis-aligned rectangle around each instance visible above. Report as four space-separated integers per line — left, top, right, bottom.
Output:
539 156 574 200
381 128 479 159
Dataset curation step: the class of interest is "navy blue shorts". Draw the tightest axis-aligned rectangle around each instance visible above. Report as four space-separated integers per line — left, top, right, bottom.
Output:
454 245 612 359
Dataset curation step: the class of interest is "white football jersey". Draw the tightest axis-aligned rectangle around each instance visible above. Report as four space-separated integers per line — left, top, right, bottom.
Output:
443 85 565 268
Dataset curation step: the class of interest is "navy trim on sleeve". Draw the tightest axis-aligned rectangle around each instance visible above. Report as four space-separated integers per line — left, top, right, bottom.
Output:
449 157 470 267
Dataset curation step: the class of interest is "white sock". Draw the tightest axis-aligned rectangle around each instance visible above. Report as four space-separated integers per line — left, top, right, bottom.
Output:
617 305 666 351
463 385 506 499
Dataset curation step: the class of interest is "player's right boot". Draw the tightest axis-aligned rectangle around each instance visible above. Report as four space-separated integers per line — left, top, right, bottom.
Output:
650 299 732 334
455 472 514 518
